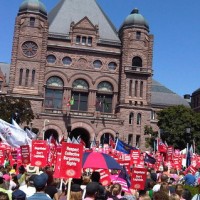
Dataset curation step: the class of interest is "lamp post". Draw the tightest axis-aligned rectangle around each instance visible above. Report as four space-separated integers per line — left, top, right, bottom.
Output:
67 113 72 140
185 127 191 149
43 119 49 140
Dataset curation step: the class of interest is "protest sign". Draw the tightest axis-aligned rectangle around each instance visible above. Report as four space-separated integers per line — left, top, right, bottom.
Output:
31 140 48 167
131 167 147 190
60 142 83 179
130 150 141 165
21 145 30 164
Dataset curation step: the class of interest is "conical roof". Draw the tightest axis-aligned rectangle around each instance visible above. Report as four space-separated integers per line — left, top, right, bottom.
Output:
48 0 120 42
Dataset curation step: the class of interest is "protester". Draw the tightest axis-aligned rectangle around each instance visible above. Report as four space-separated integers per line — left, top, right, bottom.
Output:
44 171 59 200
181 189 192 200
0 191 9 200
27 172 51 200
107 183 127 200
153 191 170 200
183 171 196 186
83 182 100 200
12 189 26 200
17 166 26 187
0 177 12 200
70 183 83 200
19 174 36 198
58 184 67 200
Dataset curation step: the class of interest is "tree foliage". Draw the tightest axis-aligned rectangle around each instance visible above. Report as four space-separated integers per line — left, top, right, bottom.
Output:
157 105 200 152
0 96 34 124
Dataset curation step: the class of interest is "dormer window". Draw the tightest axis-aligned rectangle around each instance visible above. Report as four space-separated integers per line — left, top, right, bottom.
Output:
76 36 81 44
30 17 35 27
75 35 93 46
88 37 92 46
82 37 86 45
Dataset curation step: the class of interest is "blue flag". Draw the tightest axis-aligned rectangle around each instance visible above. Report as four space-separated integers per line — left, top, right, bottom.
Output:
118 165 131 188
115 139 137 154
144 153 156 164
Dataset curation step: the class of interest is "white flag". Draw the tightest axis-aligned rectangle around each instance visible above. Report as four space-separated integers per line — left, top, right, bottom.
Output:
67 137 72 143
72 137 79 144
0 119 29 148
25 128 37 139
12 118 22 130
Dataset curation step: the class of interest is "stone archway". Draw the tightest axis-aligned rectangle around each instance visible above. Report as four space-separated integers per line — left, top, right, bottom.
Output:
70 128 90 148
44 129 59 142
100 133 114 146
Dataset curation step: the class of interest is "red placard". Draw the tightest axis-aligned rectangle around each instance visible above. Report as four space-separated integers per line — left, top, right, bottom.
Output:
131 167 147 190
21 145 30 164
0 148 4 165
130 150 141 165
59 142 83 179
31 140 48 167
96 169 111 186
166 146 174 161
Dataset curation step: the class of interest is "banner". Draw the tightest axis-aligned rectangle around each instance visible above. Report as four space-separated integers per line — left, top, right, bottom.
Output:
21 145 30 164
60 143 83 179
31 140 48 167
157 139 167 153
131 167 147 190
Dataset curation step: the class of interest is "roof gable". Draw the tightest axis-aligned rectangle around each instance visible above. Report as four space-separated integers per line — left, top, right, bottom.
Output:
74 16 96 31
48 0 120 42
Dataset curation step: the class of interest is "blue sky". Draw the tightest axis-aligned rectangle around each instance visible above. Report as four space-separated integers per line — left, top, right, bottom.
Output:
0 0 200 97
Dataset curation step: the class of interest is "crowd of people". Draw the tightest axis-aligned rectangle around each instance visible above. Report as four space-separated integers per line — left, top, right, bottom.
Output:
0 163 200 200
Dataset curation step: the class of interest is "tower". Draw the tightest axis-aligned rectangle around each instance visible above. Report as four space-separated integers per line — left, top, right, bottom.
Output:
9 0 48 96
119 8 154 106
117 8 154 147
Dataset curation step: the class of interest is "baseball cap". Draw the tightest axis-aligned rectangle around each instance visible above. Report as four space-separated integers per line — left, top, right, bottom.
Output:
12 189 26 200
86 182 99 195
71 184 82 192
33 172 48 188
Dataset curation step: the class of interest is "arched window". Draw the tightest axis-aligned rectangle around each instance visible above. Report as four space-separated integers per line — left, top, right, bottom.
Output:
96 81 113 113
132 56 142 67
31 70 35 87
129 112 134 125
45 76 64 110
19 69 23 86
137 113 142 125
140 81 143 97
71 79 89 111
25 69 29 86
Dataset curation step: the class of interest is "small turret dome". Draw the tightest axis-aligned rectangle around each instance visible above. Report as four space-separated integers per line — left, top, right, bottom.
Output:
19 0 47 16
122 8 149 31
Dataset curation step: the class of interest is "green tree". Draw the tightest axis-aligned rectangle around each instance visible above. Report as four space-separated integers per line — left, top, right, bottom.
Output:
0 96 34 124
157 105 200 152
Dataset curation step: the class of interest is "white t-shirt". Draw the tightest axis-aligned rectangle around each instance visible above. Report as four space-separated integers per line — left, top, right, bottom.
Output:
19 185 36 198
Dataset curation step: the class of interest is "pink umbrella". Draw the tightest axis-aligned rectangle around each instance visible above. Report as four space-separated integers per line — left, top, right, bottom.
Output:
110 175 130 193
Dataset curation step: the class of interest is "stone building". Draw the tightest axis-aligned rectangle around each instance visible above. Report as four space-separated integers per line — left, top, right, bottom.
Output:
0 0 189 150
